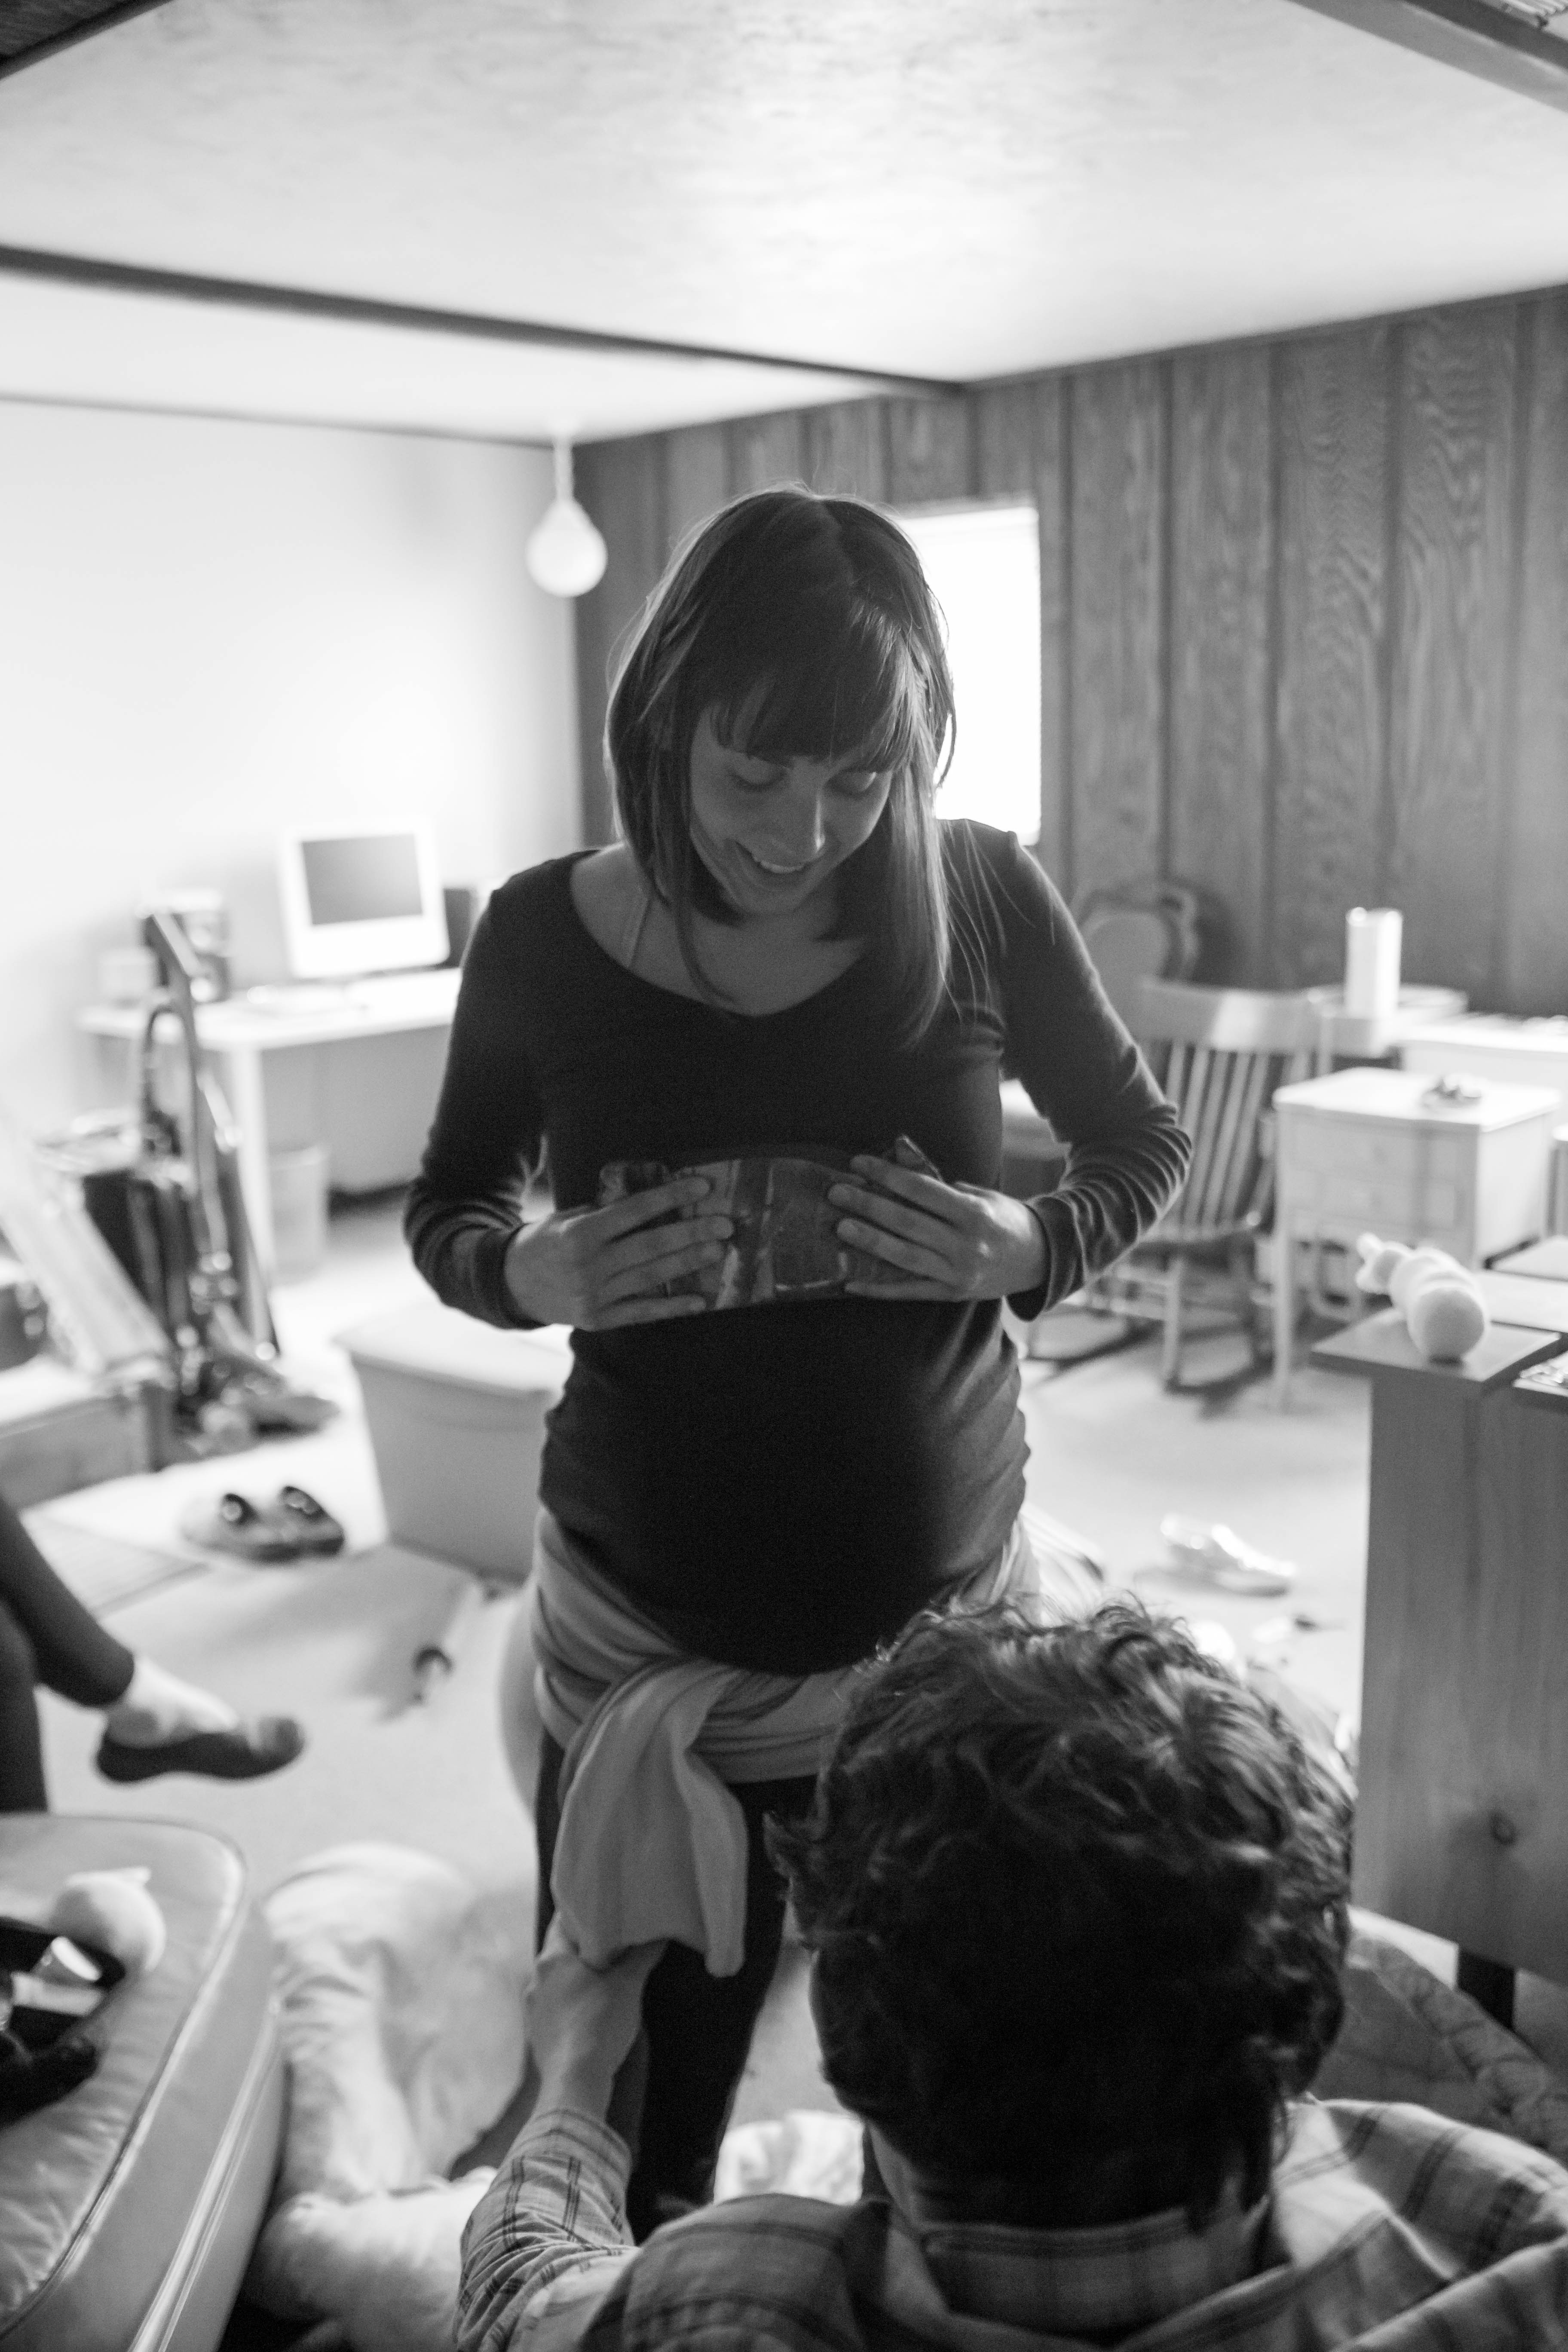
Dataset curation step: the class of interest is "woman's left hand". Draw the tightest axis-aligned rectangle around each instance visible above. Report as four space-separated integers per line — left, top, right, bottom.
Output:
830 1157 1048 1301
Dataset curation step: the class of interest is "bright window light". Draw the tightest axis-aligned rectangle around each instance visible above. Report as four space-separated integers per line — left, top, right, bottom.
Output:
897 502 1041 846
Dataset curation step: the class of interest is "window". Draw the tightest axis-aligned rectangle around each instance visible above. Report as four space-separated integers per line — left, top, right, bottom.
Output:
896 501 1041 847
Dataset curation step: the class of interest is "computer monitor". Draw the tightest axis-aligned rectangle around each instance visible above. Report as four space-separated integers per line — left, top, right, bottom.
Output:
277 822 449 980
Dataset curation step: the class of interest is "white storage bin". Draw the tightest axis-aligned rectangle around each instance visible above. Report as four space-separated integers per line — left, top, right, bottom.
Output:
268 1144 329 1282
342 1300 570 1583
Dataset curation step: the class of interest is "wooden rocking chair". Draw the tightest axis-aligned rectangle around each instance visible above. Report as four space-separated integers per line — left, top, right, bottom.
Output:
1088 979 1329 1388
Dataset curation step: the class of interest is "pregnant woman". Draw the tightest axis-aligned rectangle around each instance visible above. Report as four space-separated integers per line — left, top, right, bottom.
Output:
405 486 1189 2235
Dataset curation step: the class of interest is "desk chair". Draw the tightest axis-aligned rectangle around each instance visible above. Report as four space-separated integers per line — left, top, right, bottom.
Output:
1089 979 1329 1388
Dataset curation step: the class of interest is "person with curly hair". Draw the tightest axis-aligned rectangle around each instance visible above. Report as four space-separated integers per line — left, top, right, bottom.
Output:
458 1599 1568 2349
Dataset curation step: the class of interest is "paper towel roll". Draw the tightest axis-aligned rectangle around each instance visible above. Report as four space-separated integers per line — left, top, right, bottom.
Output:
1344 907 1402 1020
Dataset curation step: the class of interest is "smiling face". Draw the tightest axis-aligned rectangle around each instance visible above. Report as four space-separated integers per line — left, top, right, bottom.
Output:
687 707 893 922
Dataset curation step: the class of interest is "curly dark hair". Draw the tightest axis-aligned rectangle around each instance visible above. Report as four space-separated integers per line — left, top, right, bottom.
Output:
769 1599 1351 2227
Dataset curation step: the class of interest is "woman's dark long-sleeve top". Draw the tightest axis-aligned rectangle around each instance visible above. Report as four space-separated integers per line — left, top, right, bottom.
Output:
405 822 1189 1673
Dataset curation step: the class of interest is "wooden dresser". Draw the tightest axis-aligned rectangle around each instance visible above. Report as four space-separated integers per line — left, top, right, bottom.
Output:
1314 1250 1568 2022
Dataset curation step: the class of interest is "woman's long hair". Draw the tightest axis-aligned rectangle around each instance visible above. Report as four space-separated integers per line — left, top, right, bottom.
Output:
604 487 957 1046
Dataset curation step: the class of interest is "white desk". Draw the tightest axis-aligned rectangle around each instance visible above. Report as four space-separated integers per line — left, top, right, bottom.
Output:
78 969 462 1275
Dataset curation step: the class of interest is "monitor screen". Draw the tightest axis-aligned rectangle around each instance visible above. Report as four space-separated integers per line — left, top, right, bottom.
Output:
278 821 448 979
301 833 425 926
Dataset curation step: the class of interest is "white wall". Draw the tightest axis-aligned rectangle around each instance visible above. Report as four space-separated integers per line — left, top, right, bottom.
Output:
0 401 579 1133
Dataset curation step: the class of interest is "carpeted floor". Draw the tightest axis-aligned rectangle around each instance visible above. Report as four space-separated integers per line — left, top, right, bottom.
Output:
22 1513 208 1616
1008 1309 1373 1729
50 1546 530 1872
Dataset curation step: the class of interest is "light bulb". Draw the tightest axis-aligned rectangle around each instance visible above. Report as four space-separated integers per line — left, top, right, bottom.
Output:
526 440 608 598
526 500 608 596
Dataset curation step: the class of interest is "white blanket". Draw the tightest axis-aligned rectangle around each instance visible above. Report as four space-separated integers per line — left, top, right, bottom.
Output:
243 1842 533 2352
239 1837 863 2352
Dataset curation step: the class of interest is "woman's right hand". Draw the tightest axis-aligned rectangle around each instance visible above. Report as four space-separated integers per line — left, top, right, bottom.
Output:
503 1175 731 1329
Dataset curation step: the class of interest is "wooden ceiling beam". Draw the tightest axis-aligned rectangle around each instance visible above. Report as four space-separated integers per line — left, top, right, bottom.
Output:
0 241 961 396
0 1 172 84
1286 0 1568 114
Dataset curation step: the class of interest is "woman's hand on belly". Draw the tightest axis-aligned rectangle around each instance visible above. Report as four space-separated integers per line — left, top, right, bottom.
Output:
828 1155 1047 1302
505 1175 732 1329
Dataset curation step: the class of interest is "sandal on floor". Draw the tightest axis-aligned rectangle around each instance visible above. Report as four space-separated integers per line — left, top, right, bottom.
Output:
260 1485 346 1555
95 1715 306 1784
179 1491 302 1562
1158 1516 1297 1597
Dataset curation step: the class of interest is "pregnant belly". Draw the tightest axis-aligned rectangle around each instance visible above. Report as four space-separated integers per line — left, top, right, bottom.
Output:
541 1300 1027 1671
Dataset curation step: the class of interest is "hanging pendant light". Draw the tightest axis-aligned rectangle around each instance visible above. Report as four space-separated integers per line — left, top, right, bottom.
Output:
525 439 608 598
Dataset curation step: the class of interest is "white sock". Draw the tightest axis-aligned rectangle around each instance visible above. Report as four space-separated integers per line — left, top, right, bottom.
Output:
104 1657 240 1746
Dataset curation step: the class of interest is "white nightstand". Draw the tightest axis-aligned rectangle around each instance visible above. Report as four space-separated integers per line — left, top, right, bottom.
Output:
1271 1066 1561 1403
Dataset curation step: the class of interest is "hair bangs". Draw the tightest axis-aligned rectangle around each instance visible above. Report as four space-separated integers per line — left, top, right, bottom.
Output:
708 597 937 785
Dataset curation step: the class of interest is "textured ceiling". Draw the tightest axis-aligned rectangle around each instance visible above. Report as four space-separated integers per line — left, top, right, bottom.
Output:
2 0 1568 440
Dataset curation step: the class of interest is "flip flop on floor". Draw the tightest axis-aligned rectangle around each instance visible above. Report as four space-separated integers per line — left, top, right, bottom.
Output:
259 1485 346 1555
1158 1515 1297 1598
95 1717 306 1784
179 1491 302 1562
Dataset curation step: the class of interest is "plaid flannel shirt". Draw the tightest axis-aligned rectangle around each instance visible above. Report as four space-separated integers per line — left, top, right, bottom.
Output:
456 2097 1568 2350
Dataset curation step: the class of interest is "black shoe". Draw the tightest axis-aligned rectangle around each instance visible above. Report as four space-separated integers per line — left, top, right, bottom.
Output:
260 1486 346 1555
179 1491 301 1563
95 1716 306 1784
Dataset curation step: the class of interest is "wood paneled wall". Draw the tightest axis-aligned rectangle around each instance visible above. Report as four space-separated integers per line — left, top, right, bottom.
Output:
575 289 1568 1011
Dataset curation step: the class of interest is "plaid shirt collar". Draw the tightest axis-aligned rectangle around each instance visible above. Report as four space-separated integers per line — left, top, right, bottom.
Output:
886 2171 1268 2338
458 2098 1568 2352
